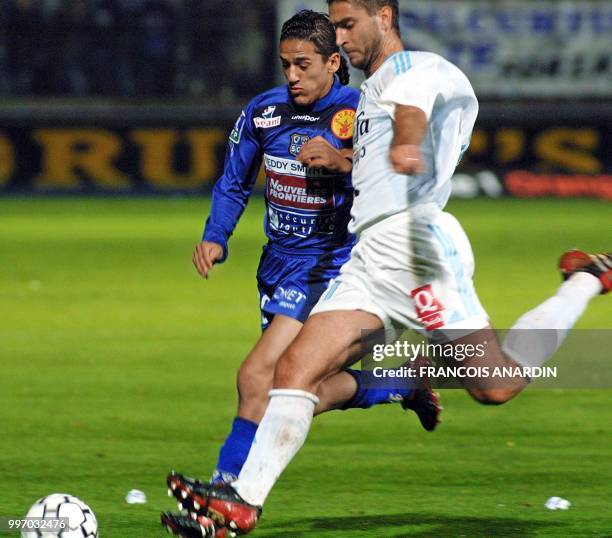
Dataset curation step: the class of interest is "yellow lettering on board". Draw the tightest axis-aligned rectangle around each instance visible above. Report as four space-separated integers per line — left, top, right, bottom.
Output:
33 129 130 189
535 128 601 174
132 129 225 189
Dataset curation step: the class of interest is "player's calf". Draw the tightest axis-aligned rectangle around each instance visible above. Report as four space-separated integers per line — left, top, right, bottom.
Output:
444 327 528 406
466 387 522 406
457 251 610 406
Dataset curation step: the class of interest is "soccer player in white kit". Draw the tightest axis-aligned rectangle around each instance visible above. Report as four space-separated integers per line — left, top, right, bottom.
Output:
166 1 611 533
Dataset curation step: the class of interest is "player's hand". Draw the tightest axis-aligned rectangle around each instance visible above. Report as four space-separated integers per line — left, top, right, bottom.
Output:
389 144 425 175
297 136 352 173
193 241 224 279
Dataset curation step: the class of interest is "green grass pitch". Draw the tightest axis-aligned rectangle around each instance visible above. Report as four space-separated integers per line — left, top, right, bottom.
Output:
0 197 611 537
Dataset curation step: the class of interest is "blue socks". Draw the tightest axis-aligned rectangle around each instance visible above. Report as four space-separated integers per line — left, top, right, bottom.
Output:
211 417 258 484
341 368 413 409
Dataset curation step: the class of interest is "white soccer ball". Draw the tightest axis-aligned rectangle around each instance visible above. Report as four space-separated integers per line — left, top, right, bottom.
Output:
22 493 98 537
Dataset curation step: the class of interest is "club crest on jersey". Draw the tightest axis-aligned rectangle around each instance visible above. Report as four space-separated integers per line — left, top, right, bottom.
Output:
289 133 310 157
254 106 281 129
331 108 355 140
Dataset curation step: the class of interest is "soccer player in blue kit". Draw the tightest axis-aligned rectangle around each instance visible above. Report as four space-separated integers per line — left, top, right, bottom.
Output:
162 10 439 537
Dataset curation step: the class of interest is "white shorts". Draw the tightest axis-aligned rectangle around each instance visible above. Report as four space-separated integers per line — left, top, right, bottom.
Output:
311 208 489 340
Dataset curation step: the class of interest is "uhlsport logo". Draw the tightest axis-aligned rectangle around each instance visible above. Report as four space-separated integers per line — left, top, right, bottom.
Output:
289 133 310 157
254 106 282 129
291 114 319 122
331 108 355 140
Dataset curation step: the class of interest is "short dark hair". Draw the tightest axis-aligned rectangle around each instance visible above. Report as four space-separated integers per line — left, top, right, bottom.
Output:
280 10 350 85
327 0 401 36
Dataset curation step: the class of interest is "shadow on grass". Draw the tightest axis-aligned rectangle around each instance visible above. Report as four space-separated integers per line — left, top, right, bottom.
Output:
255 512 565 537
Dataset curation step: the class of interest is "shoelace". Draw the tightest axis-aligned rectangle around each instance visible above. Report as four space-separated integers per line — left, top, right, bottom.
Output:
592 253 612 271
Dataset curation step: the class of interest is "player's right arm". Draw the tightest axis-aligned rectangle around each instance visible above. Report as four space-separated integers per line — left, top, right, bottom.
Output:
195 105 262 279
379 54 452 176
192 241 225 279
389 105 427 175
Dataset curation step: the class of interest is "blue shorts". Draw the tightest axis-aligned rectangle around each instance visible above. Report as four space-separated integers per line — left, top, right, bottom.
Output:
257 243 352 330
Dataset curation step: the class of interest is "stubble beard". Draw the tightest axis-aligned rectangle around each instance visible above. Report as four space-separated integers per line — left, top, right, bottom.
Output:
360 34 383 77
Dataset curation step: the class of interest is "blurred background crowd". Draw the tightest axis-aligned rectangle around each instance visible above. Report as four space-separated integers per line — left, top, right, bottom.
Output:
0 0 608 195
0 0 275 101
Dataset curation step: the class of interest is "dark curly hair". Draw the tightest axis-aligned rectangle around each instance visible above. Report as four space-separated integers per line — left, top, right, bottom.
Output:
280 10 350 85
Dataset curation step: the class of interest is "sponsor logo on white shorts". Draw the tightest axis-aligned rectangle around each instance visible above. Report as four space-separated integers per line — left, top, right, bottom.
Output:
411 284 445 330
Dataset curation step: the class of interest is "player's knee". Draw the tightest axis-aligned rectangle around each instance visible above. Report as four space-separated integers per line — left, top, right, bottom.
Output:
468 387 518 406
237 360 273 404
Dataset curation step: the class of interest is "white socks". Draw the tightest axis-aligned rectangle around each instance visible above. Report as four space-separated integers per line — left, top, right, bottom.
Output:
233 389 319 507
502 272 601 367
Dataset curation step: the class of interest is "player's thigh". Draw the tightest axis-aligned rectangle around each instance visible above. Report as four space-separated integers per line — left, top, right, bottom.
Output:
445 324 528 403
238 314 303 390
274 309 384 392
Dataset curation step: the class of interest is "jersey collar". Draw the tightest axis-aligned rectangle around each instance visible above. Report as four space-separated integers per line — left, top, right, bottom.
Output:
362 50 408 87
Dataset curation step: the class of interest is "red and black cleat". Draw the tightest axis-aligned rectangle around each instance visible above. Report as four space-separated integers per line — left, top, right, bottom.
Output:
559 249 593 281
559 249 612 294
161 511 225 538
167 471 261 535
402 384 442 431
401 356 442 432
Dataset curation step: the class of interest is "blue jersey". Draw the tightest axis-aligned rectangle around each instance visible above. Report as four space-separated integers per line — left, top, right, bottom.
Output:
203 79 359 261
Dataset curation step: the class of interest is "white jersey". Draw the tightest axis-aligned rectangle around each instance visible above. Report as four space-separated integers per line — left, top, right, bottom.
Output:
350 51 478 234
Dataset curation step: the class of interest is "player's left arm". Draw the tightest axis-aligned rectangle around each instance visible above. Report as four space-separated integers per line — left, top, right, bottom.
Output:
297 136 353 174
389 105 427 175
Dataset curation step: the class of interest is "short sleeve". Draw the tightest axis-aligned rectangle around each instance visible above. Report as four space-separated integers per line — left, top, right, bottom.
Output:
378 56 449 121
